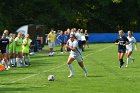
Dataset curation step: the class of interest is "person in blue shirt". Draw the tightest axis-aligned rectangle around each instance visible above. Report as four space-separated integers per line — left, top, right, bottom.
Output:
115 30 129 68
57 31 65 53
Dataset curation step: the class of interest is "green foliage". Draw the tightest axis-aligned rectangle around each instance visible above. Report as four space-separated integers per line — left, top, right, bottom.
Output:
0 0 140 33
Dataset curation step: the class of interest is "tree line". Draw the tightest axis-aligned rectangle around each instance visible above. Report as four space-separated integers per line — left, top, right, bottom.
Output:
0 0 140 34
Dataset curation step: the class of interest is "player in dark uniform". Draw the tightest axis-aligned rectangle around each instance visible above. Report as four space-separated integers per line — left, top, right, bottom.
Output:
0 33 9 70
115 30 129 68
84 30 89 48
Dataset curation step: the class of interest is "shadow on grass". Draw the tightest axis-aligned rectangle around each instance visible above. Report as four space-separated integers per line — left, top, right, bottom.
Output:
88 75 105 78
0 82 37 92
0 87 30 91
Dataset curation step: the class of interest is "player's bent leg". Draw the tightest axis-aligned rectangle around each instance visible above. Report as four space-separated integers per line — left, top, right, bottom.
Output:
67 56 75 78
78 62 88 77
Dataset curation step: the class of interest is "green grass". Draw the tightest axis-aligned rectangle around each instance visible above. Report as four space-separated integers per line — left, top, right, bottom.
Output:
0 43 140 93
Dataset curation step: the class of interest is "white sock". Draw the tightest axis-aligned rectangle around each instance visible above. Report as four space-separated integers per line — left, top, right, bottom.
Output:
27 55 30 63
16 58 20 66
10 59 13 64
68 64 74 75
127 57 130 65
21 58 25 65
8 61 11 66
12 58 16 65
83 67 88 74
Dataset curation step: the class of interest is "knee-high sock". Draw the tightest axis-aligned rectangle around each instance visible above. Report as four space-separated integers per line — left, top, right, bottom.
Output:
20 57 25 65
16 58 20 66
82 66 88 74
60 47 63 52
12 58 16 65
119 59 123 65
127 57 130 65
68 64 74 75
27 55 30 63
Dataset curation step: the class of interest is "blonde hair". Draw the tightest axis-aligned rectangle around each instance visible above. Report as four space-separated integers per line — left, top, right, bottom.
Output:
128 31 133 35
118 30 124 33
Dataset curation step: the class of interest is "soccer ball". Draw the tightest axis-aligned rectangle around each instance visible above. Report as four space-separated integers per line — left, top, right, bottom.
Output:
48 75 55 81
0 64 5 71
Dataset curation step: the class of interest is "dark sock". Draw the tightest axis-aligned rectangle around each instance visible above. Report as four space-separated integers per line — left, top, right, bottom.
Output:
60 48 63 52
119 59 124 66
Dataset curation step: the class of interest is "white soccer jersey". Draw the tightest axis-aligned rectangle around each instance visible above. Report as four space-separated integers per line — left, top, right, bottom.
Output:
68 39 81 55
126 36 136 51
75 32 82 41
68 39 83 62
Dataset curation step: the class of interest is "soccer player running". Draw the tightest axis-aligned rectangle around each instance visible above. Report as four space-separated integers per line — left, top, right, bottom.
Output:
66 34 88 78
15 33 25 67
126 31 138 67
57 30 65 54
115 30 129 68
22 34 32 66
0 33 9 70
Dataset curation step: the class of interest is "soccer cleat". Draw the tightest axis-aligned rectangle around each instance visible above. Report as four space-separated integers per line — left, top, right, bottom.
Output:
68 74 74 78
85 73 88 77
49 52 52 56
60 52 63 54
11 64 15 67
5 68 9 71
120 62 124 68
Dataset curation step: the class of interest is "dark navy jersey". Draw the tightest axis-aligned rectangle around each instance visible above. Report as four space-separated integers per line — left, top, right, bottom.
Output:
0 38 9 50
115 36 129 51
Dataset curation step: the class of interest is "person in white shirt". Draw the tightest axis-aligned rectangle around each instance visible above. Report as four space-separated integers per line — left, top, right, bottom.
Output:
81 30 86 51
66 34 88 78
74 29 82 52
126 31 138 67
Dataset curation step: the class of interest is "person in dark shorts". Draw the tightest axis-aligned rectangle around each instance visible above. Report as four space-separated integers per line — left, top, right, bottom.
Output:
115 30 129 68
0 33 9 70
84 30 89 48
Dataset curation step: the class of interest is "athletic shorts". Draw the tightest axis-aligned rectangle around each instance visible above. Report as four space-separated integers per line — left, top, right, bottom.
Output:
118 49 126 53
48 42 55 48
85 36 88 41
81 41 86 45
126 48 133 53
78 40 82 49
1 49 7 54
69 53 83 62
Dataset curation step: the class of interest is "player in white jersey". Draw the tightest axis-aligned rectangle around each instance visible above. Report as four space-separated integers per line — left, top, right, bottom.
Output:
66 34 88 78
126 31 138 67
74 29 83 52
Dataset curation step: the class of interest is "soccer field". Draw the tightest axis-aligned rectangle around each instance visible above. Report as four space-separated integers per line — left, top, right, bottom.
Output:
0 43 140 93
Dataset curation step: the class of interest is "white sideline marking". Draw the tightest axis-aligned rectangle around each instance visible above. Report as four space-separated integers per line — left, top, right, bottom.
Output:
84 44 114 58
0 44 114 87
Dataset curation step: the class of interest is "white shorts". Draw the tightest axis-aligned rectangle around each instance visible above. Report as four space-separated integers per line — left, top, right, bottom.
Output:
126 48 133 53
48 42 55 48
69 53 83 62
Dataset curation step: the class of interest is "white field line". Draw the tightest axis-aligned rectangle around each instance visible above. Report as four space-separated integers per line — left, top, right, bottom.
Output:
0 44 114 87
